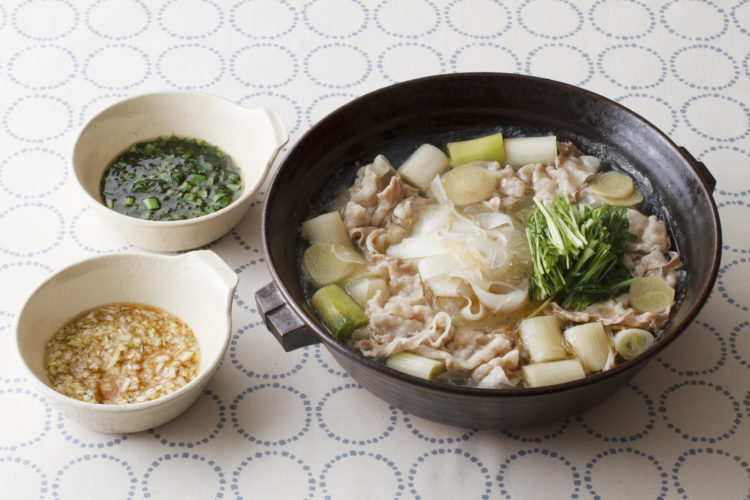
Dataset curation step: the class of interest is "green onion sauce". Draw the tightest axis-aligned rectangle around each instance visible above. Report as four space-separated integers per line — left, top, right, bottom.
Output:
100 136 242 221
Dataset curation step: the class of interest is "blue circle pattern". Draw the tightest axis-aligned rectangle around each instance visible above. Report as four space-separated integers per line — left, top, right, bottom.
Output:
305 42 372 88
12 0 79 41
230 383 312 446
660 0 728 42
517 0 583 40
53 453 136 499
0 384 52 451
656 320 727 376
78 93 127 126
584 447 667 500
158 44 225 89
56 413 127 449
313 344 351 378
158 0 224 40
730 321 750 369
8 44 77 90
681 93 750 143
615 92 678 135
658 380 743 442
410 448 491 499
576 383 655 442
89 42 156 90
704 144 750 197
68 207 131 254
377 42 445 83
525 43 594 86
672 448 750 500
148 390 226 447
232 0 299 40
598 43 666 90
404 412 475 444
716 257 750 311
303 0 366 39
445 0 511 39
229 321 309 379
498 448 580 499
231 43 297 88
3 95 73 143
85 0 151 40
0 456 48 497
733 0 750 36
670 44 738 90
320 450 404 498
589 0 655 40
450 43 521 73
240 92 302 135
1 147 68 199
0 203 64 257
232 450 315 499
375 0 440 39
304 92 356 127
142 452 225 499
316 384 397 445
0 4 6 32
500 418 569 443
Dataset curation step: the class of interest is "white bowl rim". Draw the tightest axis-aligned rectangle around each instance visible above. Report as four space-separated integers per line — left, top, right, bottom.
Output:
14 251 235 414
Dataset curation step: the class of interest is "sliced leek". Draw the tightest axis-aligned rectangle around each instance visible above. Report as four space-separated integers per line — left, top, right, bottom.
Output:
398 143 451 191
520 316 566 362
629 276 675 313
504 136 557 167
522 359 585 387
446 132 505 167
613 328 654 360
386 352 446 381
441 164 497 206
563 322 611 372
301 211 352 247
311 284 368 340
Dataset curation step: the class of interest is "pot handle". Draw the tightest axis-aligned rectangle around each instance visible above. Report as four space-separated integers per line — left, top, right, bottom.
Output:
255 282 320 352
679 146 716 193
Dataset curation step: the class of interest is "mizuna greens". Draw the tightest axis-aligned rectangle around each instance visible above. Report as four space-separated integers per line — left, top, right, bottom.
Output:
526 194 636 313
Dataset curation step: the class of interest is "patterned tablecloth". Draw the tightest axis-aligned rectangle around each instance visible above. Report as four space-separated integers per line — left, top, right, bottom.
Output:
1 0 749 498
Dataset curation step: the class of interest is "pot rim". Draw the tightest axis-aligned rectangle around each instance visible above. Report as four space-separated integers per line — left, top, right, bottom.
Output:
262 72 722 398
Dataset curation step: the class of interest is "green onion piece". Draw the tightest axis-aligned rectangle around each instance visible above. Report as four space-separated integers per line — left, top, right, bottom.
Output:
226 183 242 191
385 352 446 381
124 196 135 206
143 197 160 210
311 284 368 340
189 174 206 185
446 131 505 167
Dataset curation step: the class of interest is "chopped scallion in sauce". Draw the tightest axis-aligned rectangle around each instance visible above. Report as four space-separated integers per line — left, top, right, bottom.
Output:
100 136 242 221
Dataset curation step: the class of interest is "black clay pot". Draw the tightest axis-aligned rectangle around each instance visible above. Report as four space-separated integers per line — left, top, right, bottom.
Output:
256 73 721 429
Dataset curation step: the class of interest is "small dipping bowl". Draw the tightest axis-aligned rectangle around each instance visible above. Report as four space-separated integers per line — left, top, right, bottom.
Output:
15 251 238 433
72 91 289 251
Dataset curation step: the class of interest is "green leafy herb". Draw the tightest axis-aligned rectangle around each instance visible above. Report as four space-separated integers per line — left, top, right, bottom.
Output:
526 194 637 313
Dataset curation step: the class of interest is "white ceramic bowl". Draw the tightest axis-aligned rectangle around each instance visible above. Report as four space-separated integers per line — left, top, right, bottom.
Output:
15 251 238 433
72 91 289 251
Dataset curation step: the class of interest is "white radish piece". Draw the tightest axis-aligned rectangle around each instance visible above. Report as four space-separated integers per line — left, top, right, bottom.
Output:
398 143 451 191
520 316 566 362
564 322 611 372
346 278 389 307
301 211 352 247
629 276 675 312
597 189 643 207
441 164 497 206
522 359 586 387
504 136 557 167
613 328 655 360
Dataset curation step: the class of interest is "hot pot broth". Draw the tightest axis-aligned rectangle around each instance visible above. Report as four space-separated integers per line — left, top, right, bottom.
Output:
298 129 681 389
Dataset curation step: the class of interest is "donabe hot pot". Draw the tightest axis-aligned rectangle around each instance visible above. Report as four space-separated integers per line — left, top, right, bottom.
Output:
256 73 721 429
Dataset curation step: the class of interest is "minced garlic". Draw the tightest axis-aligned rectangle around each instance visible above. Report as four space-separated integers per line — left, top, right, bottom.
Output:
45 303 200 404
